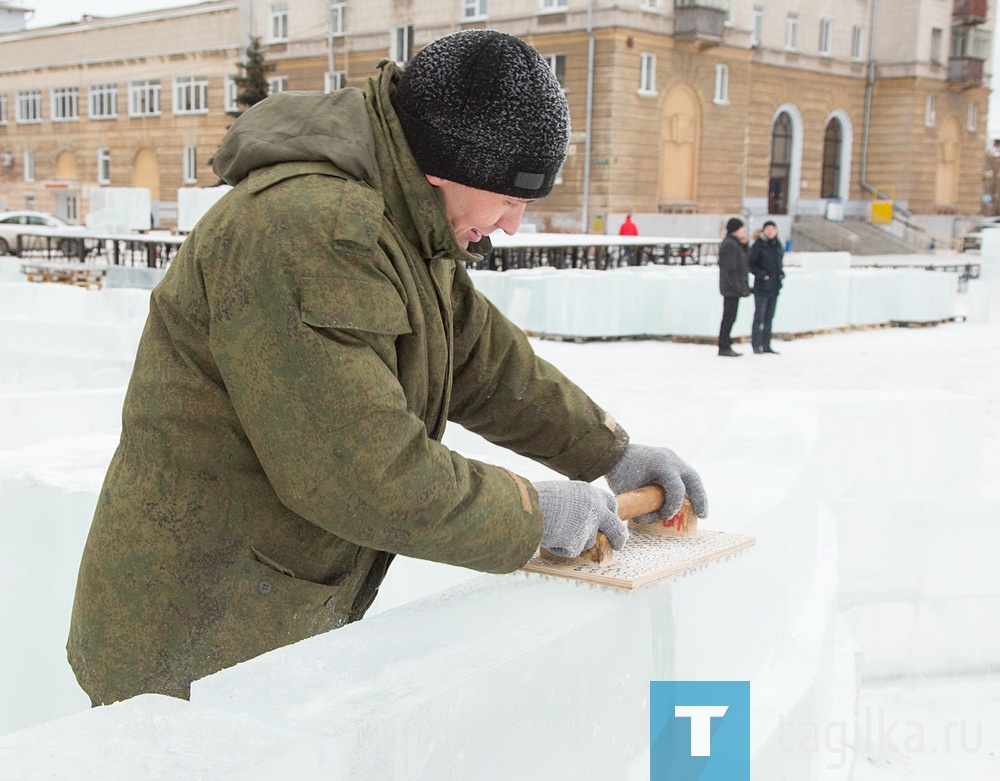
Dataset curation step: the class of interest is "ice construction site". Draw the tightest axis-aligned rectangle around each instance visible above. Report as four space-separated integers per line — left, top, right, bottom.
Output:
1 241 999 780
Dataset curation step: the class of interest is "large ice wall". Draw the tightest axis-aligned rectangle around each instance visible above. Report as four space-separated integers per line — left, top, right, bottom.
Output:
0 255 996 779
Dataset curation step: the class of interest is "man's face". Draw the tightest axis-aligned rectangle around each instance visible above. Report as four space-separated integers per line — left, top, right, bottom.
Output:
426 175 532 248
763 224 778 240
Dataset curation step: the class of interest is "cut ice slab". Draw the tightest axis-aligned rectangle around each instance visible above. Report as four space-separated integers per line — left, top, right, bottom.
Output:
522 528 756 589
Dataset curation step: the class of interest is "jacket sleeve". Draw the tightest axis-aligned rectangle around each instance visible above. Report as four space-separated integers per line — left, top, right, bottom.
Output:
447 263 629 483
748 241 764 277
203 176 542 574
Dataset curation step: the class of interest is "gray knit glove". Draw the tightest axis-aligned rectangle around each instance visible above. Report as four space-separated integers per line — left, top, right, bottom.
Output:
534 480 629 558
605 444 709 524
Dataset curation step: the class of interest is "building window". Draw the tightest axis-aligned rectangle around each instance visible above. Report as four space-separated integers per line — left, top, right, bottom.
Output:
174 76 208 114
97 148 111 185
24 150 35 182
16 89 42 123
52 87 80 121
924 94 936 127
930 28 942 64
224 75 239 113
818 19 831 56
324 71 346 92
820 119 843 199
129 80 161 117
852 25 864 60
785 13 799 51
543 53 566 88
183 146 198 184
640 0 660 9
639 53 656 94
751 5 763 48
270 3 289 42
541 0 568 10
714 63 729 104
89 83 118 119
968 101 978 133
463 0 488 20
329 0 346 35
0 93 7 125
268 76 289 94
391 24 413 64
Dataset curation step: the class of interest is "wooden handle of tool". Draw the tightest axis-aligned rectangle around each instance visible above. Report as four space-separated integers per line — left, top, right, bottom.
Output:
573 485 666 565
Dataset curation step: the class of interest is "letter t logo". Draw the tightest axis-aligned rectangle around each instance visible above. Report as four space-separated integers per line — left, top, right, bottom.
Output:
674 705 730 756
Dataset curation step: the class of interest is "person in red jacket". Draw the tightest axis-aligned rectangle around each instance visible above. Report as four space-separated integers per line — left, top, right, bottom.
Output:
618 213 639 263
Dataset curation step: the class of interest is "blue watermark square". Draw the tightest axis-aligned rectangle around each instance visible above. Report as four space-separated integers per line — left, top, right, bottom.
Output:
650 681 750 781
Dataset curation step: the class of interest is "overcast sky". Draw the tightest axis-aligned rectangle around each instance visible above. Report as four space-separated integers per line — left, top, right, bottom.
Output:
22 0 1000 138
25 0 197 29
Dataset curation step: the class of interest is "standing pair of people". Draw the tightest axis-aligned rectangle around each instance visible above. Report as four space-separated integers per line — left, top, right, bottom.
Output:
717 218 784 356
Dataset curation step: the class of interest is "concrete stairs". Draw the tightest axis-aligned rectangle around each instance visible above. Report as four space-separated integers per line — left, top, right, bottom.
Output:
791 215 920 255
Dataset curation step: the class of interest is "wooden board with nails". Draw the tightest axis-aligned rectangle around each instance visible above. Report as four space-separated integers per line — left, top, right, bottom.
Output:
523 529 756 590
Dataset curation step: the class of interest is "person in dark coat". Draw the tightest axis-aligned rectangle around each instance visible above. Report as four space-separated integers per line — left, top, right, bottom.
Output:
748 220 785 354
717 217 750 357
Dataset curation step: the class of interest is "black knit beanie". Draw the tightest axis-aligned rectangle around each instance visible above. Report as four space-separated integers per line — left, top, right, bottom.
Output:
392 29 570 199
726 217 744 234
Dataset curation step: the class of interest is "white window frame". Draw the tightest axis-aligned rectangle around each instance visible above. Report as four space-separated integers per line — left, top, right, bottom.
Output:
640 0 660 10
639 53 657 95
51 86 80 122
714 63 729 104
0 93 7 125
542 53 566 89
851 25 864 61
819 19 831 56
16 89 42 124
129 80 161 117
270 3 289 42
924 94 936 127
224 75 239 113
463 0 488 21
89 83 118 120
390 24 413 64
183 145 198 184
97 148 111 185
268 76 289 94
540 0 567 11
24 150 36 182
329 0 346 35
173 76 209 115
967 101 978 133
785 13 799 51
324 71 346 92
931 27 944 64
751 5 763 48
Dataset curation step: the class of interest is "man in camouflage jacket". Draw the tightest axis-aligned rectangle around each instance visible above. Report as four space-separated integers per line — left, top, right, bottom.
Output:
68 31 708 704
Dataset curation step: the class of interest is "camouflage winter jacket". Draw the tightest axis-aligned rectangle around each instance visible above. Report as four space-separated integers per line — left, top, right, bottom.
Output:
67 62 629 703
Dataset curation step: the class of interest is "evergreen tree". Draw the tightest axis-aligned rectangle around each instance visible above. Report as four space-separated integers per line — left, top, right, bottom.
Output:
230 36 275 116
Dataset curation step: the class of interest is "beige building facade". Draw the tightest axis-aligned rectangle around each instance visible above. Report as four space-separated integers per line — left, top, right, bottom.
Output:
0 0 993 232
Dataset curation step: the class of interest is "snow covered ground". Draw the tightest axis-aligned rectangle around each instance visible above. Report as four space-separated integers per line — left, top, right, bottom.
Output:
1 256 998 777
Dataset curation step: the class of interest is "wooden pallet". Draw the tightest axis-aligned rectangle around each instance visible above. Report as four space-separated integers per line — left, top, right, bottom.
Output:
20 262 106 290
522 529 756 590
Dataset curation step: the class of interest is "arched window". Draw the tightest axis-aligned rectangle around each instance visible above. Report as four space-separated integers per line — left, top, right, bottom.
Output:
821 119 843 199
768 112 793 215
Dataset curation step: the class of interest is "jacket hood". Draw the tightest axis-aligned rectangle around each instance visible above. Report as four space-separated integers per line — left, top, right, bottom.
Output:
213 89 379 187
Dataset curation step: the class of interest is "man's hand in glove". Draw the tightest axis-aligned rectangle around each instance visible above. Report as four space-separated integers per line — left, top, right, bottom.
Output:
605 444 708 524
534 480 629 558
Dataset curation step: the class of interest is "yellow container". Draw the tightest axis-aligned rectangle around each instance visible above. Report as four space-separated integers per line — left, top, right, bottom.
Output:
871 200 893 224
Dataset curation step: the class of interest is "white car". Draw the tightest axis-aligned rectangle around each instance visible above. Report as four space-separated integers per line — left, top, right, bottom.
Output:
0 211 95 257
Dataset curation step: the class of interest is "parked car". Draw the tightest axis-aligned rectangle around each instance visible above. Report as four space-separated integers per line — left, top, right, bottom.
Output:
0 211 96 257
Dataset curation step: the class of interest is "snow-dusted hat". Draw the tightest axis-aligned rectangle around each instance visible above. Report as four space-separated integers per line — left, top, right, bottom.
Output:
392 29 570 199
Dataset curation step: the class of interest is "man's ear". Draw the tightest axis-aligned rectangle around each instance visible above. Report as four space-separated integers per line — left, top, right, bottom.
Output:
425 174 446 187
